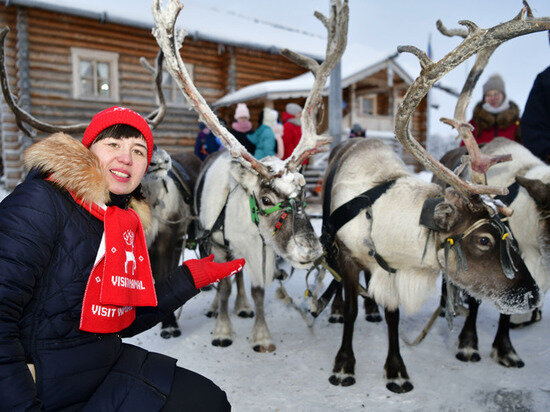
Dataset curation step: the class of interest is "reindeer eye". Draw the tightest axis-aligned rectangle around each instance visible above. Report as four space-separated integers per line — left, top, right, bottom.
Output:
261 197 273 206
479 237 490 246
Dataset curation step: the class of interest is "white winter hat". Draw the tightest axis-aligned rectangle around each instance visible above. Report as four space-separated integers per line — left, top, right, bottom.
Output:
234 103 250 120
285 103 302 116
262 108 278 130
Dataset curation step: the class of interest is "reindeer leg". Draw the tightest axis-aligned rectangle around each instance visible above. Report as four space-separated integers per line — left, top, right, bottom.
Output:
250 286 275 352
160 313 181 339
329 264 359 387
205 290 219 318
384 308 413 393
329 283 344 323
456 295 481 362
234 271 254 318
491 314 524 368
212 277 233 347
363 271 382 322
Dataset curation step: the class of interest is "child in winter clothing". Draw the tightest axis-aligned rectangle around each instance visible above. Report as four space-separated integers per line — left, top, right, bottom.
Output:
230 102 255 154
273 122 285 159
194 121 221 161
247 108 278 160
0 106 243 411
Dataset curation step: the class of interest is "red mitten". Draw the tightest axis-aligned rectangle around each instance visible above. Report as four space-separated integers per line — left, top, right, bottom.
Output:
183 254 245 289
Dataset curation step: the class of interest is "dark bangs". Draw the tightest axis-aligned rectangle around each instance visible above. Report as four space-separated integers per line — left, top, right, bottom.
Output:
93 124 144 143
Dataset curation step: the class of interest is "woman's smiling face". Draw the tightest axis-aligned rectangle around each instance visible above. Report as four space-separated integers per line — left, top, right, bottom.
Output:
90 136 148 195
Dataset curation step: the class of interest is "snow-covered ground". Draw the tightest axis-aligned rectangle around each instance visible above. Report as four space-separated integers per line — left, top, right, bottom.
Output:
126 216 550 412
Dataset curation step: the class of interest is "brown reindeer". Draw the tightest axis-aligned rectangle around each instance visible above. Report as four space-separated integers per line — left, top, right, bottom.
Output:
323 2 548 394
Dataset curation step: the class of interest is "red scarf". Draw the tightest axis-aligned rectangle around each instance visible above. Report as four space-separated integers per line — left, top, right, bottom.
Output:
71 194 157 333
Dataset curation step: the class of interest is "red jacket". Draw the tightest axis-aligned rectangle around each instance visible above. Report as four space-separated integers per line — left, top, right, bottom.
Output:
282 111 303 161
461 101 521 146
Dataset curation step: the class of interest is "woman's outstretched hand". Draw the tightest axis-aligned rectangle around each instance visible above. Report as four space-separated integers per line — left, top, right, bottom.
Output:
183 254 245 289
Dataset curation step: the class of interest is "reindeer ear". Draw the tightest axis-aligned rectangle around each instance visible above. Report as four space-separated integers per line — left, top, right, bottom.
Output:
229 160 259 193
516 176 550 211
433 201 459 232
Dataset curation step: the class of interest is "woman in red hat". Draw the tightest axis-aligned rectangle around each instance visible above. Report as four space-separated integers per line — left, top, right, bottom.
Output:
0 106 242 411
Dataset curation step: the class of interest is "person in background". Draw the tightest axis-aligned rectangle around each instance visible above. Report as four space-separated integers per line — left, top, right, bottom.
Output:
349 123 366 138
281 103 303 161
230 102 255 154
273 121 285 159
521 65 550 163
194 121 220 161
0 106 244 411
247 108 278 160
465 74 521 146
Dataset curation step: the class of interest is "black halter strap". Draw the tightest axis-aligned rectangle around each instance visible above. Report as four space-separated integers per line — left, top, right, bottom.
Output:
167 159 193 205
494 181 520 207
321 157 397 274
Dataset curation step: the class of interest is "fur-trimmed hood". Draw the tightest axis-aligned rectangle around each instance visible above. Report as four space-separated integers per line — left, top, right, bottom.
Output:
472 100 520 132
23 133 151 229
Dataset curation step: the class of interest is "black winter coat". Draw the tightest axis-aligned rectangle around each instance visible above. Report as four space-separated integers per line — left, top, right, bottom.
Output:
0 134 199 410
521 66 550 162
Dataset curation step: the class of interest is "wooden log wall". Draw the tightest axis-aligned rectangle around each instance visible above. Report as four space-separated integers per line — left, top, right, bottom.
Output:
0 4 310 167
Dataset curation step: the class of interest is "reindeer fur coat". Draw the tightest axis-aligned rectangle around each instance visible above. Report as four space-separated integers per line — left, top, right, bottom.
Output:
0 133 199 410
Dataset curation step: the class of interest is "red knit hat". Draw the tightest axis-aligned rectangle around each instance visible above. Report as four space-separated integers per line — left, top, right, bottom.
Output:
82 106 154 165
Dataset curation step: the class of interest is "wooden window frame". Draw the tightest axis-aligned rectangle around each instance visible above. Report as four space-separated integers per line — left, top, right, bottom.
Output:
71 47 119 101
161 64 194 107
358 94 377 116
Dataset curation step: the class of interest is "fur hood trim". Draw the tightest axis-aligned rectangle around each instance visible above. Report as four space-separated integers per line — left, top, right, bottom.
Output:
23 133 151 229
472 101 520 132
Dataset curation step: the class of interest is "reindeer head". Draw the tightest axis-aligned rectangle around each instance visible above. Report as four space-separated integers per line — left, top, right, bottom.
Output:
144 145 172 180
396 2 549 314
432 188 540 313
229 156 322 268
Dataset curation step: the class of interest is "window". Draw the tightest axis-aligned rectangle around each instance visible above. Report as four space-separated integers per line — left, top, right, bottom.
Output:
161 64 194 106
71 48 119 101
359 95 377 116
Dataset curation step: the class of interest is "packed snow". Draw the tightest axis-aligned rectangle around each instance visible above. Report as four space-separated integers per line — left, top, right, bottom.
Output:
125 216 550 411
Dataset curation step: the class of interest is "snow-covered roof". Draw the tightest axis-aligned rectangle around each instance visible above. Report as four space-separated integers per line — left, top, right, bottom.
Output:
213 44 418 108
9 0 327 59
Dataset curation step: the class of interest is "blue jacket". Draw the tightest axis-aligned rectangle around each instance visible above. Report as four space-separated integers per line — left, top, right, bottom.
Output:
194 130 221 161
0 134 199 410
247 124 276 160
522 66 550 162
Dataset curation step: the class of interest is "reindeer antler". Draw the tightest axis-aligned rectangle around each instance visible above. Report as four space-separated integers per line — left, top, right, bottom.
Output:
0 27 167 137
151 0 274 180
395 2 550 198
281 0 349 172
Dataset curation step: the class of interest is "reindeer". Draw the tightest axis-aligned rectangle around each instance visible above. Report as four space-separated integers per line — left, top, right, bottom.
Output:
150 0 349 351
433 137 550 367
323 3 548 394
142 145 201 338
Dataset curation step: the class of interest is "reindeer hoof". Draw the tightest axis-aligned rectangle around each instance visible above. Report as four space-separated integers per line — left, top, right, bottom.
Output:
329 314 344 323
386 380 413 394
205 310 218 318
365 313 382 322
171 328 181 338
328 374 355 386
456 348 480 362
253 343 276 353
490 348 524 368
237 310 254 318
200 285 213 292
160 330 172 339
212 338 232 347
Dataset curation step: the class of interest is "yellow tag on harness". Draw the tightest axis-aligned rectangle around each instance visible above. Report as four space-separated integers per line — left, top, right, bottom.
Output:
446 238 454 246
502 232 510 240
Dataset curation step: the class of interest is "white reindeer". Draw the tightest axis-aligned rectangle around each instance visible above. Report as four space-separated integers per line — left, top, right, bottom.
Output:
325 4 547 394
151 0 349 351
